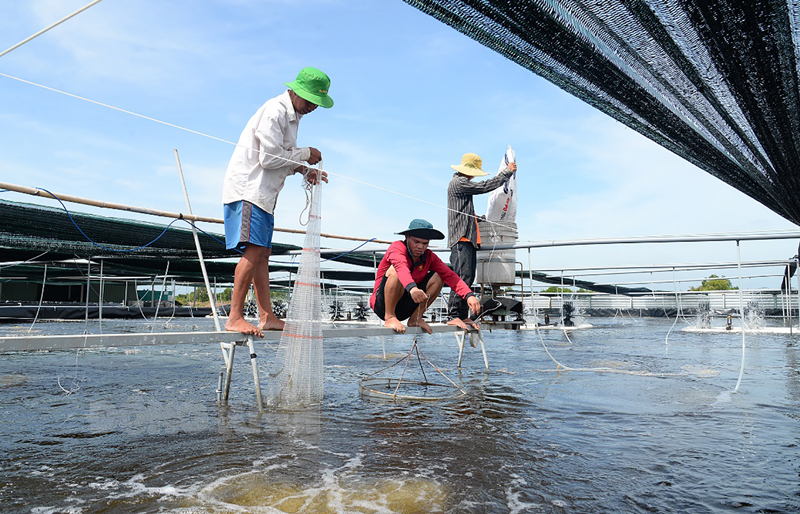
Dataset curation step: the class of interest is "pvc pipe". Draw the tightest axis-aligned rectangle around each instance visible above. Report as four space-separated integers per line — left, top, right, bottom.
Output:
734 241 746 392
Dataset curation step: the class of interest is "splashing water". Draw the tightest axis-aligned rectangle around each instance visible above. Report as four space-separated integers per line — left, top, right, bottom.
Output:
743 301 765 329
694 300 711 329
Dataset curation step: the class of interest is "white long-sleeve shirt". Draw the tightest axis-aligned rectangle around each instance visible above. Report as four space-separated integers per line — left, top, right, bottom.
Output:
222 91 311 214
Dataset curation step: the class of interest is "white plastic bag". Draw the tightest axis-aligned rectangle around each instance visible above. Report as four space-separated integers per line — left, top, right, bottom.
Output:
486 145 517 223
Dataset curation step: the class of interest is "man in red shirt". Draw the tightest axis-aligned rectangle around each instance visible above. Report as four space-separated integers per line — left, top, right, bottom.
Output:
370 219 481 334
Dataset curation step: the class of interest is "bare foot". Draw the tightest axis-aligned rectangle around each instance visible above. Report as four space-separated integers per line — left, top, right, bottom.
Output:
258 315 285 331
226 316 264 337
447 318 468 330
407 317 432 334
384 316 406 334
464 319 480 330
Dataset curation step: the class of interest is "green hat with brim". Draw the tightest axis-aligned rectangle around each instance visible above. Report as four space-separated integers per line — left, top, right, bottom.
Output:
397 219 445 241
285 67 334 109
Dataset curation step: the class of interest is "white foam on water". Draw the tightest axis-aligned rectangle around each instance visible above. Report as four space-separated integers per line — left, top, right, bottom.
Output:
31 507 85 514
362 353 408 360
0 373 28 387
681 364 721 378
505 473 542 513
714 390 733 404
192 453 449 513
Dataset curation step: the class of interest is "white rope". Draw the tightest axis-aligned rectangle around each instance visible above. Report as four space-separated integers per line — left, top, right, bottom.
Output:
0 0 104 58
533 324 677 377
664 267 681 347
0 71 517 234
27 263 47 332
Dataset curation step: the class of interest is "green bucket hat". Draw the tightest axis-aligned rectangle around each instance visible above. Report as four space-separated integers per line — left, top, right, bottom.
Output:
285 67 334 109
396 219 445 241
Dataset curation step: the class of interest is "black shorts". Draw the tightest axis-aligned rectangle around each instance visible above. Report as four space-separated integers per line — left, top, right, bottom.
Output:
373 271 435 322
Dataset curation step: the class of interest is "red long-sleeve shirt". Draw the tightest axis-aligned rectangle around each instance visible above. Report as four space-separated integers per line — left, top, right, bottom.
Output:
369 240 475 309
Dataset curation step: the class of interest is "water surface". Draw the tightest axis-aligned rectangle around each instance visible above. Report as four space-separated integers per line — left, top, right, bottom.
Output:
1 317 798 513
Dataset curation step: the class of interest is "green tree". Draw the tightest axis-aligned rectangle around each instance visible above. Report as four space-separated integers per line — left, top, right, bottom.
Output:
175 288 209 306
690 275 738 291
542 286 573 293
216 287 233 303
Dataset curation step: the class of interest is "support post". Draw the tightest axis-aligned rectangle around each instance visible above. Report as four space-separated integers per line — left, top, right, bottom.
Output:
99 259 104 324
454 331 465 368
222 342 235 402
247 335 264 411
477 330 489 370
454 329 488 369
174 149 230 403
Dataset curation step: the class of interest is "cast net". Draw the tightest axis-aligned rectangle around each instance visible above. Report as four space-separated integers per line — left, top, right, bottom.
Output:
265 179 324 408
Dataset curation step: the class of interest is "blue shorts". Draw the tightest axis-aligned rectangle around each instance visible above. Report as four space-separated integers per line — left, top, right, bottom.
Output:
223 201 274 250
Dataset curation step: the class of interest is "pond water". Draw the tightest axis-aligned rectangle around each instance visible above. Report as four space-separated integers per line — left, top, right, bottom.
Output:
1 316 799 513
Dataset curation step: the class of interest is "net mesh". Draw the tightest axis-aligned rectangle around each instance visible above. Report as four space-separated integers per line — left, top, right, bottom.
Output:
265 181 324 408
402 0 800 226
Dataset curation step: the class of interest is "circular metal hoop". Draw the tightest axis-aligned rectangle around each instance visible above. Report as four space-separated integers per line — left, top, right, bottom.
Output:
359 377 465 402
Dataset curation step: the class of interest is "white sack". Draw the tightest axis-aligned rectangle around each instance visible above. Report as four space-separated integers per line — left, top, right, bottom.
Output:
486 145 517 223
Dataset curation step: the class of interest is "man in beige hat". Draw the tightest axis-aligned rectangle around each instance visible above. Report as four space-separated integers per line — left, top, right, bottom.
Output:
447 153 517 328
221 67 332 337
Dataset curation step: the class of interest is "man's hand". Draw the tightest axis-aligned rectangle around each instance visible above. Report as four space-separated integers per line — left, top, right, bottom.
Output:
507 162 517 173
307 147 322 165
410 287 428 304
306 169 328 185
467 296 481 316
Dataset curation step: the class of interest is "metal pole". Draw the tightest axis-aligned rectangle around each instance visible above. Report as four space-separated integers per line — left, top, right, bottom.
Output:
99 259 104 327
795 258 799 332
528 248 534 318
85 259 91 320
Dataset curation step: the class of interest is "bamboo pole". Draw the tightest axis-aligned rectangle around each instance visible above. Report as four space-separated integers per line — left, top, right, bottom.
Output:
0 181 391 244
0 0 104 59
174 150 222 332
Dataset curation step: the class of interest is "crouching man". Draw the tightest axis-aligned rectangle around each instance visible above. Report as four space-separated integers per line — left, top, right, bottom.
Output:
369 219 481 334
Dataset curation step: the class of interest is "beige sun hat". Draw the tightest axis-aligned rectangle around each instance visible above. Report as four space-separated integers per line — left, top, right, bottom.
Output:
450 153 489 177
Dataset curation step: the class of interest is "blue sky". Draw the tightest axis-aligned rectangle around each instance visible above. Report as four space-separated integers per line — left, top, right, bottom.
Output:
1 0 798 291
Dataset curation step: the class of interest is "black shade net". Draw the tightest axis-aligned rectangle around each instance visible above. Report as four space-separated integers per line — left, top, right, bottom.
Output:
403 0 800 226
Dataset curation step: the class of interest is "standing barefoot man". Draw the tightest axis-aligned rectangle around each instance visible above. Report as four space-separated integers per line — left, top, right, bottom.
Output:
222 67 331 337
370 219 481 334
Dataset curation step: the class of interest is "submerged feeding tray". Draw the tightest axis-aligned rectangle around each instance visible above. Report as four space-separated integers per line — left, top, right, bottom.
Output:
359 335 468 401
359 376 465 402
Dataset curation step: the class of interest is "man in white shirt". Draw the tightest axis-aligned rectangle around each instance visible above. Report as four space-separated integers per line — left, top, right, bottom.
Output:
222 67 332 337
